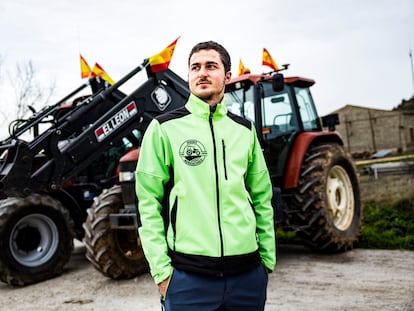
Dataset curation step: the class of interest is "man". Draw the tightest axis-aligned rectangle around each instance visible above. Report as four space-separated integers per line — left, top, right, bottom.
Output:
136 40 276 310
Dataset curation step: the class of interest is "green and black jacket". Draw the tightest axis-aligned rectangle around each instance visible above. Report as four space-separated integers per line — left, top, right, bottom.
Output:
136 94 276 284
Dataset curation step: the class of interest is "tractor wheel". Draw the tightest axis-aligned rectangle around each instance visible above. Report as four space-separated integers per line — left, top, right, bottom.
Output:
288 143 362 252
0 195 74 286
83 185 148 279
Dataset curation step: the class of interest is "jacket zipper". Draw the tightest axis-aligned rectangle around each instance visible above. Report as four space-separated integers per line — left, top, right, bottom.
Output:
209 111 224 258
222 140 228 180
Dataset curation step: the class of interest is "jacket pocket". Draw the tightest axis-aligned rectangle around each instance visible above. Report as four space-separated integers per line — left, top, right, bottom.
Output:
170 197 178 251
161 268 175 301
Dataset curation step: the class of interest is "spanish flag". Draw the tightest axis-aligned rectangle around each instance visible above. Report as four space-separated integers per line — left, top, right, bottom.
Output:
80 55 91 79
238 59 246 76
90 62 115 85
148 37 180 73
238 59 250 76
262 48 279 72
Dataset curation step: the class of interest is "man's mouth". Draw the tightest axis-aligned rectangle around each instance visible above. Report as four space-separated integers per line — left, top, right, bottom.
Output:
198 80 210 85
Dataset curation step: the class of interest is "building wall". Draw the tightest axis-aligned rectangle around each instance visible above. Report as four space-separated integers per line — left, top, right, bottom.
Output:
329 105 414 155
402 113 414 150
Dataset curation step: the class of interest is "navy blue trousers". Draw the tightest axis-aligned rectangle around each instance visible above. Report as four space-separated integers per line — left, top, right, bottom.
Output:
161 264 268 311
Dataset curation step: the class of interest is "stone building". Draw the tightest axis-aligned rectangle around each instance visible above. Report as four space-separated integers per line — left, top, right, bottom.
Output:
327 105 414 155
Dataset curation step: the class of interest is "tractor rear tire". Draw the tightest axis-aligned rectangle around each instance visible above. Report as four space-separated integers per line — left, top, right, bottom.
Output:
0 195 74 286
83 185 148 279
288 143 362 252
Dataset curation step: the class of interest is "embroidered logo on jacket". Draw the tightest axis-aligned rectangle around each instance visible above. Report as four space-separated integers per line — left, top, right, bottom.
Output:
179 140 207 166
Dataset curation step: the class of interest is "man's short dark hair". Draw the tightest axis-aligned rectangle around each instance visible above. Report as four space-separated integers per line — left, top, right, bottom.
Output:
188 41 231 73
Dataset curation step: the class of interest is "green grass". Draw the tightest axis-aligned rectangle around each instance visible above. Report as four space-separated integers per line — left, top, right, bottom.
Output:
357 197 414 250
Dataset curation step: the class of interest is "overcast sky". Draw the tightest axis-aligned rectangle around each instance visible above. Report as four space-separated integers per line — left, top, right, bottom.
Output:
0 0 413 138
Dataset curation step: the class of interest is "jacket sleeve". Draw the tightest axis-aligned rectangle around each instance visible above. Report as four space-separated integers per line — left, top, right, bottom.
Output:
135 119 172 284
245 127 276 271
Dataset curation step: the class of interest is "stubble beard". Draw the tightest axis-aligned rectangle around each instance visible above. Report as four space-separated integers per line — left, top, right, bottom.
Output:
195 83 225 104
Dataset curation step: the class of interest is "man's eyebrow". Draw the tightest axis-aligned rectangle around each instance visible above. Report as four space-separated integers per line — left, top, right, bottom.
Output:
190 60 219 67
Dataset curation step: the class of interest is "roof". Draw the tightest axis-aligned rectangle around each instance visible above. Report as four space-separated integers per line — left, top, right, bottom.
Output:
330 104 392 114
325 105 414 119
328 104 411 115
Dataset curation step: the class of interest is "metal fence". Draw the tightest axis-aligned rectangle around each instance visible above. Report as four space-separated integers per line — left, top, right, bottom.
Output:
364 161 414 179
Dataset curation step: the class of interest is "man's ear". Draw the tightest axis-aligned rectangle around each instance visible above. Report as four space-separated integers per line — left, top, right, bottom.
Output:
225 71 232 83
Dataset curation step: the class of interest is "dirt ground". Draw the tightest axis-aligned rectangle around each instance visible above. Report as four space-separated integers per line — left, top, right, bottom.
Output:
0 241 413 311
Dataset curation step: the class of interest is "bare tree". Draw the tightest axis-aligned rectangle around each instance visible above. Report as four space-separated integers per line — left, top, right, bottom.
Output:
8 60 56 119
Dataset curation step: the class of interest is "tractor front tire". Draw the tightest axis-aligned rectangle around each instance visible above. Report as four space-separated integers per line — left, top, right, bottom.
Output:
289 143 362 252
0 195 74 286
83 185 148 279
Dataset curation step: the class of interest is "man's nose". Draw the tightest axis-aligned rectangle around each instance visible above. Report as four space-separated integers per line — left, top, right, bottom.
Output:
199 66 208 77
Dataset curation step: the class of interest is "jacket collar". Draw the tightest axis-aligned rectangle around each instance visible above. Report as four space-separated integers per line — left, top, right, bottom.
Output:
185 94 228 120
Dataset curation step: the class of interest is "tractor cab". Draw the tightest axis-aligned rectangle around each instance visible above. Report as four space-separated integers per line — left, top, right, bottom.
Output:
224 73 322 187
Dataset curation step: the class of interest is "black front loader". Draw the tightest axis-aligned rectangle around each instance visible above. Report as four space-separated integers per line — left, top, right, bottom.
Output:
0 59 189 286
0 60 189 197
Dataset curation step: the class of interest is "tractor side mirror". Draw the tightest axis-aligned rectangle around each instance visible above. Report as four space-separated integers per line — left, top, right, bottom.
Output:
272 73 284 92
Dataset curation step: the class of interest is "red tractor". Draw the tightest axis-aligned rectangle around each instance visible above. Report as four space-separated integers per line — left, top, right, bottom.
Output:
224 73 361 251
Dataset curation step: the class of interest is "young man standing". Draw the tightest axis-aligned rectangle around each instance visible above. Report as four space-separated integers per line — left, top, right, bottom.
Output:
136 40 276 310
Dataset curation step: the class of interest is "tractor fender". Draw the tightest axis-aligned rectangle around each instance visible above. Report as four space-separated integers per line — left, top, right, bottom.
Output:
284 132 343 189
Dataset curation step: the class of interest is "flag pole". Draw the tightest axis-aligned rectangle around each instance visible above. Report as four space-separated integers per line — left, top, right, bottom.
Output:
410 49 414 96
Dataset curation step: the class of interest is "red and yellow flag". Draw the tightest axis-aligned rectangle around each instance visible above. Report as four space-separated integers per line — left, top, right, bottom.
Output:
262 48 280 71
90 62 115 85
148 37 180 73
238 59 251 76
238 59 245 76
80 54 91 79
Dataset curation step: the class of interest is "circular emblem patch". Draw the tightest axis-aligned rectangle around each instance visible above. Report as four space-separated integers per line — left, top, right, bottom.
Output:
179 140 207 166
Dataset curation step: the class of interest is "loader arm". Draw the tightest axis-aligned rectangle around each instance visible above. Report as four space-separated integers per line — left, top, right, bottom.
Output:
0 60 189 197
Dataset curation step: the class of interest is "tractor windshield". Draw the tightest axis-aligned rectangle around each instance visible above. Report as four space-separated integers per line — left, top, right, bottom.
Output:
225 81 299 139
260 82 297 140
224 78 321 186
293 87 320 131
225 83 255 122
224 80 320 138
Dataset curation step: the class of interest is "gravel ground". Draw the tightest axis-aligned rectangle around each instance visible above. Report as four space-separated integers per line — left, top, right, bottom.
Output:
1 242 413 311
1 172 413 311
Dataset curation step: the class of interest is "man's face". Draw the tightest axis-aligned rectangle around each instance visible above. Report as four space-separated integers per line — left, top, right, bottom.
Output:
188 49 232 106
